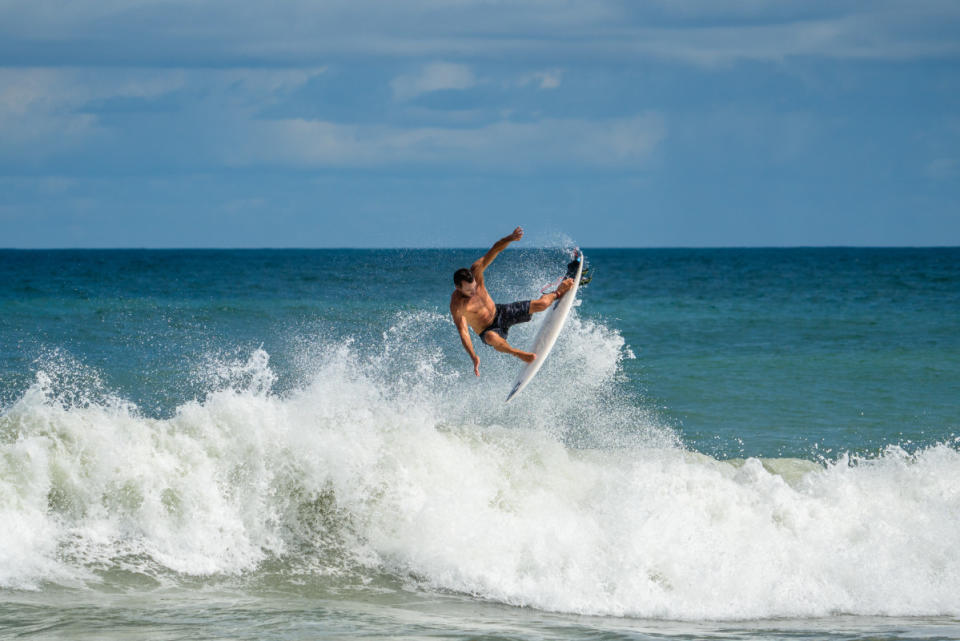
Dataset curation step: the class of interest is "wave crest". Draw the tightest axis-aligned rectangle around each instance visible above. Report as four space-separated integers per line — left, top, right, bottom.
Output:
2 319 960 620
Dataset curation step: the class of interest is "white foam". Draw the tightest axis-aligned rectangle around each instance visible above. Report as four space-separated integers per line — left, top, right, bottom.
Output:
1 322 959 620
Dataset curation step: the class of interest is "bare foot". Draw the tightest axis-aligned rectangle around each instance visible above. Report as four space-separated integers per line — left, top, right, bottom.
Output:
517 351 537 364
554 278 574 299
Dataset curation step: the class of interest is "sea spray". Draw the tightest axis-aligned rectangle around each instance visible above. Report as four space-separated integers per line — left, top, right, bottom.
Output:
2 314 960 619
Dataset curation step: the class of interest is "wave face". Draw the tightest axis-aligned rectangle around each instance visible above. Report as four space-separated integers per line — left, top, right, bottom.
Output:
2 311 960 621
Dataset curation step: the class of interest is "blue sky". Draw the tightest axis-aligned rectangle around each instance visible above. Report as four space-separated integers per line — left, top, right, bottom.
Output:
1 0 958 247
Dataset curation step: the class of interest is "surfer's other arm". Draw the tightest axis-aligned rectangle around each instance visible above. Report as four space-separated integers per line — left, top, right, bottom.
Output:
451 302 481 376
472 226 523 278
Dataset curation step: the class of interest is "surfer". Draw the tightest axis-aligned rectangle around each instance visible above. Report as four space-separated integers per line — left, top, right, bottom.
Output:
450 227 573 376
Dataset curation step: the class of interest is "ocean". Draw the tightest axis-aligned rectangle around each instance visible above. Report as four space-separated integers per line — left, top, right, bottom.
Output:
1 247 958 640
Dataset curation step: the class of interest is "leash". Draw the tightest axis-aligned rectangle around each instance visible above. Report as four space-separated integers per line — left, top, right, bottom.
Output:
540 276 564 294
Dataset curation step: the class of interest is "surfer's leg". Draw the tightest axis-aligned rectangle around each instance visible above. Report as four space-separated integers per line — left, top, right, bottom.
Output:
482 331 536 364
529 278 573 313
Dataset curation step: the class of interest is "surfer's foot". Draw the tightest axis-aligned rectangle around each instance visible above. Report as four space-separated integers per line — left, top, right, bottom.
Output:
517 351 536 364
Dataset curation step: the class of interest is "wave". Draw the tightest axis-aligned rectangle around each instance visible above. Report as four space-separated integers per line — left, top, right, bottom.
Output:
1 312 959 620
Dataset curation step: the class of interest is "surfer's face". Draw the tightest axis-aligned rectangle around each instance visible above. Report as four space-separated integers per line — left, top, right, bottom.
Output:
458 281 477 296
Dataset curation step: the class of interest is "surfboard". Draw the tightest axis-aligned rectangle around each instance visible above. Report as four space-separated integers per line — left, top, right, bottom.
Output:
505 251 585 403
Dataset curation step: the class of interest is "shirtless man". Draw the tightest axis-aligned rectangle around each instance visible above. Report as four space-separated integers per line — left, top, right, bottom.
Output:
450 226 573 376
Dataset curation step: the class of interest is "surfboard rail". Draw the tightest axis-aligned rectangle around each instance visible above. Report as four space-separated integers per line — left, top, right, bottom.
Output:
505 251 584 402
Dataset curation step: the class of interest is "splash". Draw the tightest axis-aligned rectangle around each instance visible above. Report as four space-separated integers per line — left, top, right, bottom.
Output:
1 314 959 620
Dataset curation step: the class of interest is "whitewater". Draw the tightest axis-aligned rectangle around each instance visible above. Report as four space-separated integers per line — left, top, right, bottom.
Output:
2 247 959 639
3 313 959 623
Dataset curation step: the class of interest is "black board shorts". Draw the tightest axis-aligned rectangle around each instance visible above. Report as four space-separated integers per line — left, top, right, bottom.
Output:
479 300 532 344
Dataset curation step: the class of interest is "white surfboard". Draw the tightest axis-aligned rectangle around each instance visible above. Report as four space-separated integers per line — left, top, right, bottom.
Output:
505 251 585 403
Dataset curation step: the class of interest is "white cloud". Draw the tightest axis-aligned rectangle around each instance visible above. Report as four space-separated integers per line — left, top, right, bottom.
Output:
226 112 666 170
0 65 324 113
5 1 957 68
517 69 563 89
0 69 109 158
391 62 477 101
0 65 664 172
614 17 960 67
0 66 326 162
220 67 326 96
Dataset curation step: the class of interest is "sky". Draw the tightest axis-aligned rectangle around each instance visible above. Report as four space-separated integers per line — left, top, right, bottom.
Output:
1 0 958 248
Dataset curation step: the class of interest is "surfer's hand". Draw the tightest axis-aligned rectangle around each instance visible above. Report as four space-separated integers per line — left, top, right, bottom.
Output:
472 354 480 377
508 226 523 241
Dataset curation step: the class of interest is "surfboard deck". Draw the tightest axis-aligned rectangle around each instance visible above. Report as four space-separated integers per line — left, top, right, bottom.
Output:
505 251 585 403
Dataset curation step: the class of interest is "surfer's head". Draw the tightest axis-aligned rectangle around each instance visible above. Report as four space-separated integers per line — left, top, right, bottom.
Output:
453 268 476 295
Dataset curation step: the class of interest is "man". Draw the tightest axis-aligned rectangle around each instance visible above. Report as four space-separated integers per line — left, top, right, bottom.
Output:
450 226 573 376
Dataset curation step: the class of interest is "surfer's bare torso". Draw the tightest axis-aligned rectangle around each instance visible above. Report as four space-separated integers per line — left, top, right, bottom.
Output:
450 275 496 335
450 227 572 377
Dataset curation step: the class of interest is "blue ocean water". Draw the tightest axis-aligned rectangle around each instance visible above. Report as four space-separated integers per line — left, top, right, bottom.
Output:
1 247 959 639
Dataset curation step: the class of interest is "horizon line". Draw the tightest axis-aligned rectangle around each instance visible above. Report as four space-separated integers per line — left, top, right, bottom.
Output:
2 245 959 251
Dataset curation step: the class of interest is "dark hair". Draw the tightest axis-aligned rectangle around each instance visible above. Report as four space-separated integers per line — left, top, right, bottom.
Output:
453 268 474 287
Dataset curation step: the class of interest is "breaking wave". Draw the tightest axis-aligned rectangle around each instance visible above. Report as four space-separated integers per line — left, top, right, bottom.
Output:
2 310 959 620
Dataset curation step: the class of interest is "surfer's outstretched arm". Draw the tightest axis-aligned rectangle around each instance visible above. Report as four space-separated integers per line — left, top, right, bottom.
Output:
472 227 523 278
451 305 481 376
